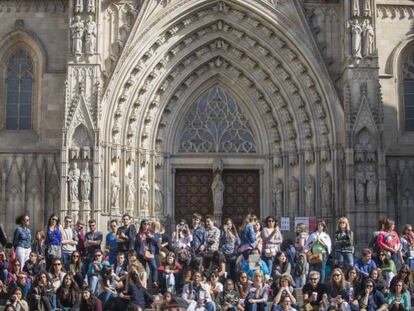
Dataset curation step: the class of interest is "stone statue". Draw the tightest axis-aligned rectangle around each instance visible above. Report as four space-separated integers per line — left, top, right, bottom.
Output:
71 15 84 55
355 166 366 205
84 15 97 54
289 176 299 213
366 165 377 204
68 162 80 202
75 0 82 12
350 19 362 58
321 172 332 214
212 173 225 214
212 158 223 174
364 0 371 16
126 172 136 213
154 182 163 212
110 171 120 211
80 162 92 202
140 175 150 213
352 0 360 17
272 178 283 214
362 19 374 57
87 0 95 13
305 175 315 214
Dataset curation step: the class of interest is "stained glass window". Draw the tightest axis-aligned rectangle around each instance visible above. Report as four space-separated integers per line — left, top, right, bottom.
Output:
178 86 257 153
403 54 414 131
6 50 33 130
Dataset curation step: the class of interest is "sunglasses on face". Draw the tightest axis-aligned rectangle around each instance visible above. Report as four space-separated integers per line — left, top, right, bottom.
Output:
52 218 58 221
54 263 62 266
65 220 72 223
310 278 318 281
366 285 373 288
333 274 341 277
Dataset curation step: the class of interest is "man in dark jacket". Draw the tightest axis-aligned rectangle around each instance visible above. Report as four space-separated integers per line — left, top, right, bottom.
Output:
116 214 136 253
191 213 206 257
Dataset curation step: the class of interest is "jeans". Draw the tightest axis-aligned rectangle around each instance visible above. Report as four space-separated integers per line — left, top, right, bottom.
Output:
225 253 238 280
309 252 328 284
88 274 100 295
15 246 31 266
62 253 71 271
187 300 216 311
334 251 354 270
262 255 275 273
139 256 158 284
245 301 269 311
295 275 307 288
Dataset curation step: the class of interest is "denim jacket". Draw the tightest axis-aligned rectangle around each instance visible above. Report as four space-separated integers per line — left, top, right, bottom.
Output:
240 223 256 248
191 225 206 255
13 226 31 249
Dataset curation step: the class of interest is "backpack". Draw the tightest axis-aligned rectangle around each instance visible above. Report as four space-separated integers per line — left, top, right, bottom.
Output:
294 253 307 277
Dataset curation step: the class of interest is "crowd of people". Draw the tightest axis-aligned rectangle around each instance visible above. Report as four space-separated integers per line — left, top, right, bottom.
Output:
1 212 414 311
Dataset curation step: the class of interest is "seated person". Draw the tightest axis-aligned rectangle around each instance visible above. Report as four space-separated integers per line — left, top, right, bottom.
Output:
386 279 411 311
158 252 182 294
244 270 269 311
354 249 377 279
303 271 327 311
271 274 297 310
219 278 239 311
273 295 298 311
240 248 270 280
182 272 215 311
358 278 387 311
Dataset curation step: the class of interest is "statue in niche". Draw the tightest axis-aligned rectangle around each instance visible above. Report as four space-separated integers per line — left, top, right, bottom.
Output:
84 15 97 54
272 178 283 214
401 188 414 209
213 158 223 174
364 0 371 16
87 0 95 13
75 0 82 12
366 165 377 204
126 172 136 213
305 175 315 214
362 19 375 57
154 182 163 212
355 166 366 205
212 173 225 215
321 172 332 214
140 175 150 213
352 0 360 17
289 177 299 213
71 15 84 55
80 162 92 202
68 162 81 202
110 171 120 211
350 19 362 58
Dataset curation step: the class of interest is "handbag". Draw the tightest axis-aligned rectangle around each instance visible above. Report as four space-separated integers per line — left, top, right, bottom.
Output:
47 245 61 259
144 250 154 260
263 229 278 258
306 250 323 264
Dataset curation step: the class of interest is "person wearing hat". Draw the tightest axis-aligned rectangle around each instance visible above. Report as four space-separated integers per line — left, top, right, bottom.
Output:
191 213 206 257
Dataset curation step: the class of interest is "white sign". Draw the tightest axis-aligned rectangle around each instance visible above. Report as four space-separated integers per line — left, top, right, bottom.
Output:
280 217 290 231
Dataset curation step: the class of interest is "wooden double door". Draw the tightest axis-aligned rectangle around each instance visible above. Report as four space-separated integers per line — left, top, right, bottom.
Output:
175 169 260 226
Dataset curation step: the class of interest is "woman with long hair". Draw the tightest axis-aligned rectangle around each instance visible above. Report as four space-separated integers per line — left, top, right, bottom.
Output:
13 214 31 267
390 265 414 303
261 216 283 272
254 221 263 255
49 258 66 302
334 217 354 270
244 270 269 311
386 279 411 311
369 268 387 293
294 223 309 288
45 214 63 269
304 220 332 284
158 252 182 294
68 251 83 288
377 251 397 287
56 274 80 310
135 219 158 288
239 214 257 259
220 218 240 280
327 268 350 302
32 229 46 261
271 251 291 285
346 267 362 310
377 219 402 266
401 224 414 270
28 271 53 311
80 285 102 311
271 274 297 307
6 287 29 311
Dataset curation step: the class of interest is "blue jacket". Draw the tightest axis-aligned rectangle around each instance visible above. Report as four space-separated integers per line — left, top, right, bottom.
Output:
355 258 377 277
13 226 31 249
240 223 256 248
241 259 270 279
191 225 206 255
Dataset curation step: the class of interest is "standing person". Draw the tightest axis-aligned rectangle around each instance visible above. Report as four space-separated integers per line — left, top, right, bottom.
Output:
116 214 136 255
261 216 283 272
239 214 257 259
61 215 78 270
75 219 86 258
400 224 414 270
13 215 31 268
334 217 354 270
135 219 158 288
191 213 206 257
45 214 63 270
32 230 46 262
106 220 118 266
377 219 402 267
84 219 103 263
294 223 309 288
205 215 220 267
304 220 332 284
220 218 240 280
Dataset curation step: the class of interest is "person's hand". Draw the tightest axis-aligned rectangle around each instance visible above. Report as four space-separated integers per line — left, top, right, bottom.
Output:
199 245 205 251
119 292 126 298
35 294 41 300
165 268 170 273
248 299 255 303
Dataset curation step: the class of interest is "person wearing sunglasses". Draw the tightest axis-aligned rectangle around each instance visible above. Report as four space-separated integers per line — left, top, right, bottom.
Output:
61 215 78 270
106 220 118 266
262 216 283 273
359 278 387 311
84 219 103 264
401 224 414 270
13 214 31 267
303 271 327 310
45 214 63 270
87 250 107 295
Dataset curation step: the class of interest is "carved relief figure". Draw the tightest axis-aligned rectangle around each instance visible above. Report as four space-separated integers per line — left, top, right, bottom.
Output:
80 162 92 202
87 0 95 13
273 178 283 214
355 166 366 205
352 0 360 17
350 19 362 58
289 177 299 213
366 165 377 204
126 172 136 213
154 182 163 212
68 162 80 202
75 0 82 12
140 175 150 213
362 19 374 57
212 173 225 215
321 172 332 214
110 171 120 211
305 175 315 214
71 15 84 55
364 0 371 16
84 15 97 54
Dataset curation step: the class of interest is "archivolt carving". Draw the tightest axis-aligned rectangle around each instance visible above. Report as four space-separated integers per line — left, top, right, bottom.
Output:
0 0 67 13
103 1 333 158
377 5 414 20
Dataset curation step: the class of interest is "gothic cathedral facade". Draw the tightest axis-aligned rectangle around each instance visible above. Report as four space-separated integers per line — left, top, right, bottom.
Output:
0 0 412 246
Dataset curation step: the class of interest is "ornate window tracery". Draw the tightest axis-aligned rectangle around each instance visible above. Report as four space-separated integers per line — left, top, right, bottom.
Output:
178 86 257 153
5 49 33 129
403 53 414 131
